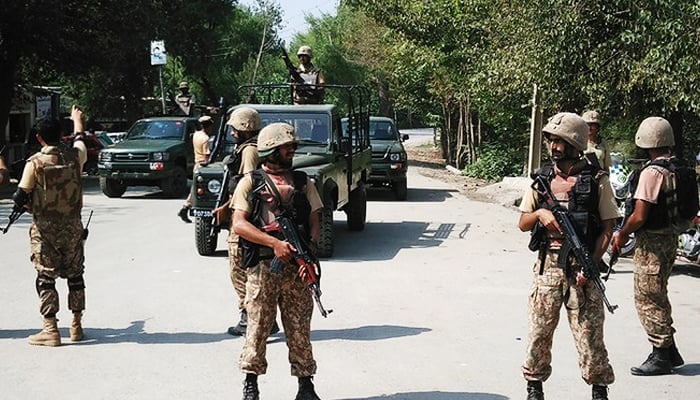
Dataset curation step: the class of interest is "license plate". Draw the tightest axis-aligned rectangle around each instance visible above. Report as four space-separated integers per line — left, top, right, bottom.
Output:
191 209 212 218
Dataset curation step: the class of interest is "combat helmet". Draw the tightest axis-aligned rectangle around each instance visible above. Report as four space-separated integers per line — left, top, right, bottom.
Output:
226 107 261 132
542 112 589 151
635 117 675 149
258 122 299 158
297 45 313 58
582 110 601 125
178 81 189 89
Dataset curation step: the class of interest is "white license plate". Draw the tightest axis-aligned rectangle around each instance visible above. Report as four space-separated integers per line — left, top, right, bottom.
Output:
191 209 212 218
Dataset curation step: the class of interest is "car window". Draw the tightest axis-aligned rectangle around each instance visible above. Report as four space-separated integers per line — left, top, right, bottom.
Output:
258 112 330 144
128 121 185 140
370 121 396 140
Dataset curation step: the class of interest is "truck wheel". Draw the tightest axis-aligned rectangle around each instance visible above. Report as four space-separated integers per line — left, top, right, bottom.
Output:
195 217 217 256
100 177 126 198
346 184 367 231
393 179 408 201
162 166 189 198
318 207 334 258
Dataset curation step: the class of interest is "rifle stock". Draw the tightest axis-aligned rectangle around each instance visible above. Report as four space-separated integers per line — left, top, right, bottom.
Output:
531 175 619 313
268 216 332 317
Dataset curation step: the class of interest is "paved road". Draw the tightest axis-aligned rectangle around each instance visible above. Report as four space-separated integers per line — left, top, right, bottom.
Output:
0 168 699 400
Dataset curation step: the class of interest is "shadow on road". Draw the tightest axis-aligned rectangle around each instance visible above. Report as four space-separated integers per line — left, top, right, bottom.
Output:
367 187 459 203
336 392 508 400
676 363 700 376
309 325 430 342
672 262 700 278
332 221 466 261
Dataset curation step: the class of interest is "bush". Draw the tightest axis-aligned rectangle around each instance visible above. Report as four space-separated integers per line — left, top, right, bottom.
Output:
463 142 524 182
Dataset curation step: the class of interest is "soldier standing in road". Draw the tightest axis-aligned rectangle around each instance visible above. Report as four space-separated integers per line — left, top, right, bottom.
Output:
174 81 196 116
232 122 323 400
178 115 214 223
208 107 277 336
611 117 685 376
13 105 88 346
292 45 325 105
518 112 617 400
0 154 9 186
582 110 612 171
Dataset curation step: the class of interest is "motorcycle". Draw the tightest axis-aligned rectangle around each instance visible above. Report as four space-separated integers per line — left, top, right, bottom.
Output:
677 211 700 263
607 151 636 257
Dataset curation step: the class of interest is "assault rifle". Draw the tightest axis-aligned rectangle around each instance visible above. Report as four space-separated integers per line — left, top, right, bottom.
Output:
531 175 619 314
2 207 25 234
207 97 229 165
281 47 305 85
209 154 233 238
267 215 332 317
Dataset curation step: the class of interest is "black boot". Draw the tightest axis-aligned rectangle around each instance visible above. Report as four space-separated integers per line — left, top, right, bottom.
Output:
526 380 544 400
630 347 673 376
670 340 684 367
295 376 321 400
270 320 280 335
178 206 191 223
592 385 608 400
228 309 247 336
242 374 259 400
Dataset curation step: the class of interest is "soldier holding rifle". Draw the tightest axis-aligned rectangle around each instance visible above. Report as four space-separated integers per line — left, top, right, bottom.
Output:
518 112 618 400
282 45 325 104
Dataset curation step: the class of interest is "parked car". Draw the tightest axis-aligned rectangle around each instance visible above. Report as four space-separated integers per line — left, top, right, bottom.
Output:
97 117 197 198
344 116 408 200
60 131 113 175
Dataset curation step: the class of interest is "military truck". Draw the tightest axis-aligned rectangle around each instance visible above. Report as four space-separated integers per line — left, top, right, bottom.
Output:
344 116 409 200
190 84 372 257
97 116 197 198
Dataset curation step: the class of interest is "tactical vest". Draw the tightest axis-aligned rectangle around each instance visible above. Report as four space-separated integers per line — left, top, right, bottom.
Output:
294 66 323 104
239 169 312 268
535 162 602 250
29 145 83 219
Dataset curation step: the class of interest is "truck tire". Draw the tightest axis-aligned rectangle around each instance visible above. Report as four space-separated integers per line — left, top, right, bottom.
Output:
161 166 188 198
393 179 408 201
318 206 334 258
195 217 218 256
100 177 126 198
346 184 367 231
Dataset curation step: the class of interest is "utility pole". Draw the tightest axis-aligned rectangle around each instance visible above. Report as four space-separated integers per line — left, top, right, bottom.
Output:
527 83 543 176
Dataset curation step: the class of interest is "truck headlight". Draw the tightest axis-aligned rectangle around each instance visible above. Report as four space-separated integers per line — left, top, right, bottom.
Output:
99 152 113 162
208 179 222 194
151 152 170 161
389 153 402 161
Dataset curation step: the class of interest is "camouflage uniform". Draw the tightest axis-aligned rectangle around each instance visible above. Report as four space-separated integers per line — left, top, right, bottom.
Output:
231 168 323 376
519 168 617 386
19 144 87 317
631 162 677 348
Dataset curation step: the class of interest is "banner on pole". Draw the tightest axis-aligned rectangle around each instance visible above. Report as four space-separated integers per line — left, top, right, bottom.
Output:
151 40 167 66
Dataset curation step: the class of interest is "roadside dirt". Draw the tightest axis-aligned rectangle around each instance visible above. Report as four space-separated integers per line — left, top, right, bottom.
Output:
406 145 494 203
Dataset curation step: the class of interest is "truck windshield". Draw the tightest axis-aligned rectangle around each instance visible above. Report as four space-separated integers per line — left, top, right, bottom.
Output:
128 121 184 140
259 113 330 143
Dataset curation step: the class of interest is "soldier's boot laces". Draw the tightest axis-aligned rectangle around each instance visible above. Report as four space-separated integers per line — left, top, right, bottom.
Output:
228 310 248 336
242 374 259 400
592 385 608 400
295 376 321 400
630 347 673 376
526 380 544 400
70 312 84 342
178 206 191 223
670 340 684 367
28 317 61 347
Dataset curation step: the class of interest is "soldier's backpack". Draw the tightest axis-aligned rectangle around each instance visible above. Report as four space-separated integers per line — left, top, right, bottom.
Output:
627 157 699 230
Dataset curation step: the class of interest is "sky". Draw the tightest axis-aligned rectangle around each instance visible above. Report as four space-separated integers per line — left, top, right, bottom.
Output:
238 0 339 44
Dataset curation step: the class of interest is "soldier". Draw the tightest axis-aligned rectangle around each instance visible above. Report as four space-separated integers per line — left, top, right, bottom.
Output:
611 117 684 376
582 110 612 171
174 81 196 116
178 115 214 223
13 105 88 346
232 123 323 400
292 45 325 105
518 113 617 400
209 107 278 336
0 153 9 187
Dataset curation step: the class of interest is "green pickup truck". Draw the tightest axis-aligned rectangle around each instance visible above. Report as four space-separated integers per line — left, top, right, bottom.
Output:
190 84 372 257
97 117 198 198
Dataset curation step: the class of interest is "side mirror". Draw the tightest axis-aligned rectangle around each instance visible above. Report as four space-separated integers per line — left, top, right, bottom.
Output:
340 138 352 155
402 134 409 141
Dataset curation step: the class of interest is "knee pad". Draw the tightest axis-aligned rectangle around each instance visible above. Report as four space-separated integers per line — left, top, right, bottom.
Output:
68 275 85 292
35 274 56 295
